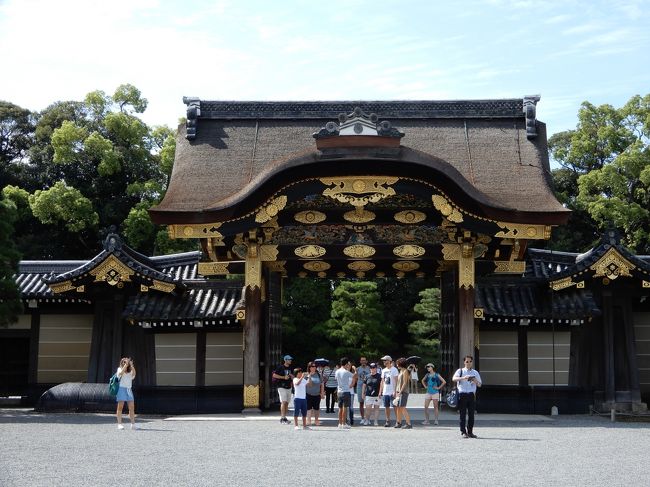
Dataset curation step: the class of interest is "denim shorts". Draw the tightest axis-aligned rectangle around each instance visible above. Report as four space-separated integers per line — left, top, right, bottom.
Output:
116 387 134 402
338 392 351 408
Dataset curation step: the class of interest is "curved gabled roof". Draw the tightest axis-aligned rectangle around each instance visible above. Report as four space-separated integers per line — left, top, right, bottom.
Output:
150 98 569 225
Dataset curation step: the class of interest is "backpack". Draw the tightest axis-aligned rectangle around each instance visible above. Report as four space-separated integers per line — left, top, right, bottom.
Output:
445 369 462 408
108 373 120 396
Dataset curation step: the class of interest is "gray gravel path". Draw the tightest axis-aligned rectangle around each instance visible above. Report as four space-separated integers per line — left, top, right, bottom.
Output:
1 408 648 486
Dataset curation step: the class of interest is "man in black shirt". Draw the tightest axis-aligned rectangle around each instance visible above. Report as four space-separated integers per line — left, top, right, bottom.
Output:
272 355 294 424
361 363 382 426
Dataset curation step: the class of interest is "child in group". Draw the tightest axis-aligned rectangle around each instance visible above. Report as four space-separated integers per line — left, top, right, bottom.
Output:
292 368 309 430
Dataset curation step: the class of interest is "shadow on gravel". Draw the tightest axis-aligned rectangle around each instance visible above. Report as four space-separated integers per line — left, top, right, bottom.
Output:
0 410 164 425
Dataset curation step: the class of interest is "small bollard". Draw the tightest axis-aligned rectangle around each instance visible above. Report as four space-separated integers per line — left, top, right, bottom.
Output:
551 406 558 416
610 408 616 422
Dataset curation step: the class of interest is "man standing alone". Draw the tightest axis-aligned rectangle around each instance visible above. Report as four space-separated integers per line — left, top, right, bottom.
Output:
272 355 294 424
452 355 482 438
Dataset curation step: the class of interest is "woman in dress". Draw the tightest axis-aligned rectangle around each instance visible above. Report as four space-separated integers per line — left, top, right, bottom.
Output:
115 357 136 430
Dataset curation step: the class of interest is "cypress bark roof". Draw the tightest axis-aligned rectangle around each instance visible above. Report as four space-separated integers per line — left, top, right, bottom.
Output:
151 98 569 224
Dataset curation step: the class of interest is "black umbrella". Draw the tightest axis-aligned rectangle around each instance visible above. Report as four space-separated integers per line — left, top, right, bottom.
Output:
406 355 421 365
314 358 329 366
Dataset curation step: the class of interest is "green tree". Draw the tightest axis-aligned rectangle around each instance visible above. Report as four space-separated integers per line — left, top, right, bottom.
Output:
281 278 333 366
323 280 390 359
0 195 23 326
549 94 650 252
407 288 441 366
0 101 34 188
8 85 181 258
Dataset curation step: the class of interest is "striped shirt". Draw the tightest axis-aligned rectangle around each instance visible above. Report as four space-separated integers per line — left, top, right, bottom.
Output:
323 367 338 388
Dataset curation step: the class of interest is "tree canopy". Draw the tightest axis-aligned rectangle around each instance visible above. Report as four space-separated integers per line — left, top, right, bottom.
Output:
549 94 650 253
1 85 193 259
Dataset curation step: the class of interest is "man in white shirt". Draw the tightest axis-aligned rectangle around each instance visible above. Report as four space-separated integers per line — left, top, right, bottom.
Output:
335 357 353 429
378 355 399 427
452 355 482 438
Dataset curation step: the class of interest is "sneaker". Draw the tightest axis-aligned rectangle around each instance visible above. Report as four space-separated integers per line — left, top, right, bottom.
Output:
434 420 439 425
343 424 351 429
468 432 478 438
461 432 469 438
130 424 137 430
403 424 413 429
374 420 379 426
384 422 391 427
421 420 430 425
304 426 312 430
117 424 124 430
295 426 301 430
393 423 402 428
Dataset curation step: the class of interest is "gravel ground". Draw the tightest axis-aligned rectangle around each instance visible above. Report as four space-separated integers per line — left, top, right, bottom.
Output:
1 408 648 487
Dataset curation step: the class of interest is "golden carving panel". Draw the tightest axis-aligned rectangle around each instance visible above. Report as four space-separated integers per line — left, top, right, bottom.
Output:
245 243 262 290
49 280 76 294
90 255 134 286
255 195 288 223
198 262 230 275
550 277 576 291
243 384 260 408
494 261 526 274
320 176 398 206
495 222 551 240
348 261 375 272
303 261 331 272
343 208 376 223
590 248 635 280
393 245 425 258
294 210 326 224
441 243 461 261
294 245 326 259
394 210 426 224
260 245 279 262
392 261 420 272
151 280 175 293
431 195 463 223
343 244 375 258
265 261 287 274
168 223 223 239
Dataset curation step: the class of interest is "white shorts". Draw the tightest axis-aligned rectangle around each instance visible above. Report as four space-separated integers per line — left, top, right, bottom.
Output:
278 387 292 403
364 396 380 406
425 392 440 401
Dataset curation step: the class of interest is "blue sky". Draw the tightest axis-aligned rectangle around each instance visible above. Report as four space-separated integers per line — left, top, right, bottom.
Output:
1 0 648 139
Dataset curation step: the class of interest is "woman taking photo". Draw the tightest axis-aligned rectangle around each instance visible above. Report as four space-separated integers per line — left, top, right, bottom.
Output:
115 357 137 430
393 357 412 429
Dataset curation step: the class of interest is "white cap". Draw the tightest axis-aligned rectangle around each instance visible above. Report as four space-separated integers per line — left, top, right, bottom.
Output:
381 355 392 361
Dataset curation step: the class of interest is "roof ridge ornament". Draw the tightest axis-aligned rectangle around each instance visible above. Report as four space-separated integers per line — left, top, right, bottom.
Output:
183 96 201 140
313 106 404 143
523 95 540 139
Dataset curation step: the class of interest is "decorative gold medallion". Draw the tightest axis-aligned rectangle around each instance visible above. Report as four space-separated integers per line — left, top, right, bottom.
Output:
392 261 420 272
343 244 375 258
394 210 426 224
294 210 326 224
393 244 425 258
376 272 385 278
255 195 288 223
642 280 650 288
474 308 485 319
298 271 308 278
89 255 134 286
343 208 376 223
336 272 346 278
320 176 398 206
236 309 246 321
303 261 331 272
431 195 463 223
348 261 375 272
590 248 635 280
294 245 326 259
